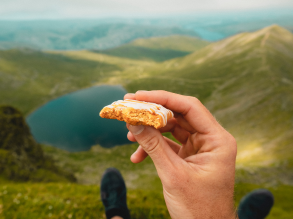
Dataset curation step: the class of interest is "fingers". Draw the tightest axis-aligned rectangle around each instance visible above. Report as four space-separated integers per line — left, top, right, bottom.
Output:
130 145 148 163
163 137 181 154
124 93 135 100
128 119 190 145
159 118 190 144
127 124 180 171
134 90 219 134
173 113 197 133
127 131 136 142
130 137 182 164
128 131 182 153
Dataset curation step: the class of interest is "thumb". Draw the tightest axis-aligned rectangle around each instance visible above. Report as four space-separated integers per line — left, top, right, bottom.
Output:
127 124 178 171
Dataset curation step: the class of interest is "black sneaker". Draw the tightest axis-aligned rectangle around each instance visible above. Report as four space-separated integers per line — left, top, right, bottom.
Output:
237 189 274 219
101 168 131 219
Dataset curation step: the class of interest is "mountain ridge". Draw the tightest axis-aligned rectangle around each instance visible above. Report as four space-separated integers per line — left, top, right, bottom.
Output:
1 25 292 172
124 25 293 171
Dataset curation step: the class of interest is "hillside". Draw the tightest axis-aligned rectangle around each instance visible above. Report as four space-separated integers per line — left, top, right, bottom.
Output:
125 25 293 181
94 35 209 62
0 105 75 182
2 26 292 177
0 48 155 115
0 34 206 115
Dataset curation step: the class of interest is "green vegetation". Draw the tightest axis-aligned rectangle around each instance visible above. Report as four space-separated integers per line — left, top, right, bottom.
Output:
1 26 293 218
0 105 75 183
95 46 190 62
94 35 209 62
128 35 210 52
1 25 293 179
0 49 122 115
1 182 293 219
124 25 293 174
42 144 161 190
0 182 170 219
1 144 293 219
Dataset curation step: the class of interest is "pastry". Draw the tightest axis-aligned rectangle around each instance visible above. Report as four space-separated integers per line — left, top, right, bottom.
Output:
100 99 173 129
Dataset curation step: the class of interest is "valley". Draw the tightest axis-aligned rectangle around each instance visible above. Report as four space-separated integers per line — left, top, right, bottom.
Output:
1 25 293 218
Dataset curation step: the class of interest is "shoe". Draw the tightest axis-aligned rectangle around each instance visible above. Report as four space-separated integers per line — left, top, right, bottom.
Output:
237 189 274 219
101 168 131 219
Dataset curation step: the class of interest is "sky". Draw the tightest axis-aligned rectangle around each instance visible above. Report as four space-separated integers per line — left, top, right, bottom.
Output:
1 0 293 19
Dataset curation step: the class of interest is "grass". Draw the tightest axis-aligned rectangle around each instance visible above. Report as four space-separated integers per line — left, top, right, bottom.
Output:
42 143 161 190
94 35 209 62
95 46 191 62
0 182 169 219
1 182 293 218
0 49 122 115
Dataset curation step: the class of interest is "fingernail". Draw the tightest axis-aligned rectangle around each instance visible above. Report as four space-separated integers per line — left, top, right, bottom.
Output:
136 90 148 93
129 125 145 135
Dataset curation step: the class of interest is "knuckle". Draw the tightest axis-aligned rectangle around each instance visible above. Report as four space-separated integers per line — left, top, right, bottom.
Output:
140 136 160 154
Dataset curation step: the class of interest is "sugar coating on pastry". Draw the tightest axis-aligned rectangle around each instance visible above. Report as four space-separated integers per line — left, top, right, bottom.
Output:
99 99 173 129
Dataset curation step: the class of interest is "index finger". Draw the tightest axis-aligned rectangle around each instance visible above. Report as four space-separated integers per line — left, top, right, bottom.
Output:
134 90 219 134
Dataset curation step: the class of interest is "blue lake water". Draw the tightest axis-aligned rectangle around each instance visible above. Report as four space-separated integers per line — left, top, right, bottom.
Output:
26 85 131 152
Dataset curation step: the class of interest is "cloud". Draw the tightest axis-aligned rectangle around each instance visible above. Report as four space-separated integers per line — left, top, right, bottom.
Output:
1 0 293 19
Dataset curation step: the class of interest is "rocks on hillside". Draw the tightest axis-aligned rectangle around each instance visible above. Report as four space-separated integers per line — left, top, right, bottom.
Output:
0 105 76 182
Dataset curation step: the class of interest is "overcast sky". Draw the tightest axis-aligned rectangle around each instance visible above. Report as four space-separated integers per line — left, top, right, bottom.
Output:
1 0 293 19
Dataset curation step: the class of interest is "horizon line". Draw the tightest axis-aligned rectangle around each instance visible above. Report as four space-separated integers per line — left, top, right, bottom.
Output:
0 7 293 21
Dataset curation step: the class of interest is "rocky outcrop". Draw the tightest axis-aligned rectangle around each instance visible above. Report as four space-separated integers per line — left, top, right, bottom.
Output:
0 105 76 182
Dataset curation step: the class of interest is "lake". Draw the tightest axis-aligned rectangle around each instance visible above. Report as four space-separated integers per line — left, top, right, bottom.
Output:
26 85 131 152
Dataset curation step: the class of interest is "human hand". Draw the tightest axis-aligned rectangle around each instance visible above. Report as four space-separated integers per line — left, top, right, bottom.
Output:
125 90 237 219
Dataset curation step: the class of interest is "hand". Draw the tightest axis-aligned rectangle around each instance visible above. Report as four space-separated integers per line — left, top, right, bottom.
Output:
125 90 237 219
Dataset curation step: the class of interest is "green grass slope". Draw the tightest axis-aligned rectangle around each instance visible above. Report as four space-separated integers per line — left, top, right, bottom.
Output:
1 144 293 219
0 182 170 219
129 35 210 52
42 144 161 190
0 48 153 115
0 35 207 115
94 35 209 62
125 25 293 182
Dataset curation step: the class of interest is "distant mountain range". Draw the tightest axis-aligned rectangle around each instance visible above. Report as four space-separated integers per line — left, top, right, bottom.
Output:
0 22 198 50
1 11 293 51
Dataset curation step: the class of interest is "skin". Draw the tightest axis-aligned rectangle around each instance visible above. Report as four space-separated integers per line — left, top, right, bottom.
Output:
124 90 237 219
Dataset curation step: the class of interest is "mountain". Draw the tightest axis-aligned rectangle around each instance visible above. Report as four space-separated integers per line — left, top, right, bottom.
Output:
0 105 76 182
94 35 209 62
125 25 293 178
0 35 207 115
1 25 293 183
